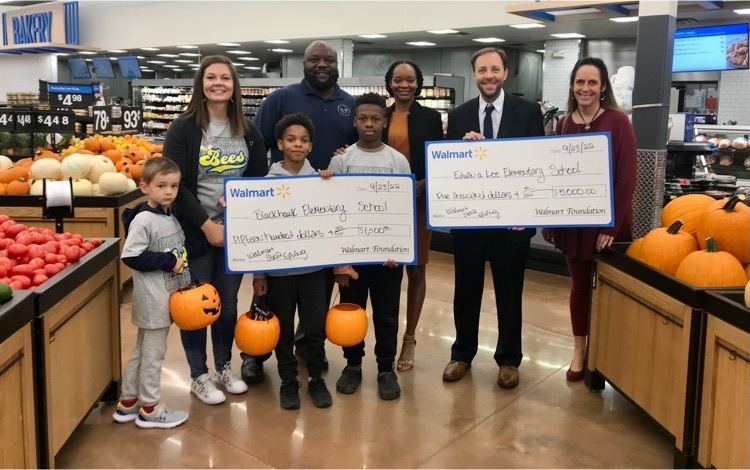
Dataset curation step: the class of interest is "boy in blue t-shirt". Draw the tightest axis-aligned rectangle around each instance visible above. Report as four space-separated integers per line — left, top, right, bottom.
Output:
328 93 411 401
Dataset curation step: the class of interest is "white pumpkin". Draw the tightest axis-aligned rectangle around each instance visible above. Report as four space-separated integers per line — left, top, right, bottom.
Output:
29 178 56 196
92 183 102 196
61 153 92 179
125 178 137 191
98 172 130 195
30 158 62 180
71 178 94 196
745 281 750 309
87 155 116 183
0 155 13 170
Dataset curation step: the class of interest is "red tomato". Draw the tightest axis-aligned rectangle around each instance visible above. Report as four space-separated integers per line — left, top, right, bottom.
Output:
7 259 17 269
0 238 11 249
44 253 58 264
0 266 6 278
28 258 45 270
54 262 65 271
44 264 61 276
88 238 103 247
11 264 34 277
7 244 29 258
42 242 58 254
15 234 33 246
28 245 46 259
64 246 82 262
0 232 4 240
31 232 47 245
19 256 30 265
0 220 15 231
0 277 10 285
8 281 23 290
32 274 48 286
0 215 9 224
59 239 80 248
10 275 31 289
0 250 7 259
56 254 67 264
0 258 11 270
33 268 46 276
57 232 73 241
80 242 94 253
40 228 54 237
5 224 26 238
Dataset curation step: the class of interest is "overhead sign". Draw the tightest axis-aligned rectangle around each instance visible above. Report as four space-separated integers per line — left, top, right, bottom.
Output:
1 2 82 52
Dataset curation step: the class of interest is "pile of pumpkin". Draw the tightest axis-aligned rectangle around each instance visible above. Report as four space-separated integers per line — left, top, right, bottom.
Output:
626 194 749 289
0 135 163 196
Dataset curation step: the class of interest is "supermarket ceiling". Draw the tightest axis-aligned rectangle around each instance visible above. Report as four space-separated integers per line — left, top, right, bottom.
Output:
41 0 750 73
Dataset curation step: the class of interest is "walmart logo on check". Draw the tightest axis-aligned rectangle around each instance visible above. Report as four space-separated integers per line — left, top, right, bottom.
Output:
431 146 487 160
229 183 291 199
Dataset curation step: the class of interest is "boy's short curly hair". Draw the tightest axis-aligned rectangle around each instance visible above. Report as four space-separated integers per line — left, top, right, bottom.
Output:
274 112 316 141
141 157 180 184
355 92 387 114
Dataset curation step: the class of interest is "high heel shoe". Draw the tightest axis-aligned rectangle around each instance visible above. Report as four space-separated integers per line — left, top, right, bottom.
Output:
397 334 417 371
566 349 586 382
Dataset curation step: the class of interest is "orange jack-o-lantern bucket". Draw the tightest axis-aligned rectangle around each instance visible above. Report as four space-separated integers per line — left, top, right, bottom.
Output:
325 303 368 347
169 282 221 330
235 302 280 356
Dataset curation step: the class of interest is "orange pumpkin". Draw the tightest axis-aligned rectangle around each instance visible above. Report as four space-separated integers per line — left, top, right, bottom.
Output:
34 148 62 162
0 183 6 194
745 264 750 280
638 220 699 276
675 238 748 287
102 149 123 164
83 137 100 153
6 179 30 195
234 310 280 356
98 138 116 151
0 166 30 184
115 159 132 172
625 237 644 260
325 303 368 347
696 196 750 264
660 194 716 236
127 161 143 181
169 282 221 330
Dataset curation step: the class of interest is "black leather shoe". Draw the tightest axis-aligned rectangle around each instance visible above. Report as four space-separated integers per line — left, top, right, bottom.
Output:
241 358 265 384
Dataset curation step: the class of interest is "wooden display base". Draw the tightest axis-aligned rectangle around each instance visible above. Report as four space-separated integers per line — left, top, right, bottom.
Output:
32 239 120 468
0 189 146 289
698 291 750 469
587 244 710 468
0 292 37 469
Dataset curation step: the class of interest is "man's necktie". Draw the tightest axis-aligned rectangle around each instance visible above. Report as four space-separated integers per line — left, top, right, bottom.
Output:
483 103 494 139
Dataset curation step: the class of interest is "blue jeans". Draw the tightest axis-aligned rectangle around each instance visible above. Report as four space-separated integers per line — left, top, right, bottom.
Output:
180 246 243 378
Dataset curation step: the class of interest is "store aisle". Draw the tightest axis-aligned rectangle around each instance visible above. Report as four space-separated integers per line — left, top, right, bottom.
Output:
55 252 673 468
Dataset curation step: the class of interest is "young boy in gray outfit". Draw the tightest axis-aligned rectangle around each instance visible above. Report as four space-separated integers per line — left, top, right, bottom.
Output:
114 157 192 428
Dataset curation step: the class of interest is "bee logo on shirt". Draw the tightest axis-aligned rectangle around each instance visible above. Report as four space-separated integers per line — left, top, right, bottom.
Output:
337 104 351 117
198 146 248 173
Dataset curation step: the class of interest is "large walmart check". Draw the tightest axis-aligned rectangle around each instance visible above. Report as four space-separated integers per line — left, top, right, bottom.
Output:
425 132 614 229
224 174 416 273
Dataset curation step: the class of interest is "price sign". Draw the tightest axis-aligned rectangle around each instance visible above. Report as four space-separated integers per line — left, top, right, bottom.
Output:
13 111 33 132
93 106 112 133
0 109 13 132
121 106 143 132
35 111 75 133
53 92 93 108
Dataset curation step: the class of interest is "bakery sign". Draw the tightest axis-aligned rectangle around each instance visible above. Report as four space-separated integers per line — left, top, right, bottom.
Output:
1 1 85 53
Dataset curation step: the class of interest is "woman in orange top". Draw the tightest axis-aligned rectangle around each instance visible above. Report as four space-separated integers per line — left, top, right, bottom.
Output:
382 60 444 370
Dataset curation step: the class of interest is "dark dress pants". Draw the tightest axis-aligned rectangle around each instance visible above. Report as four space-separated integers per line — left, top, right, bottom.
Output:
450 228 534 367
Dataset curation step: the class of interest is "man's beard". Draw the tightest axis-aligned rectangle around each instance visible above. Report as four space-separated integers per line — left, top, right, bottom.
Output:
305 68 339 91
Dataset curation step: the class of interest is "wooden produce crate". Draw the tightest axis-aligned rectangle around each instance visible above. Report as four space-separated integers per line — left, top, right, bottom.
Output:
0 189 146 289
587 243 715 468
32 239 120 468
0 291 36 469
698 291 750 469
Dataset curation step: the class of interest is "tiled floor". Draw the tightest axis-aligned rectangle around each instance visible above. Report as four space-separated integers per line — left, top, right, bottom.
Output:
55 251 674 468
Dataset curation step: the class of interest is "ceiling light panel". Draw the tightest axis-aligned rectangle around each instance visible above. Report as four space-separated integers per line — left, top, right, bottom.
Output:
472 37 505 43
406 41 436 46
550 33 587 38
610 17 638 22
509 23 545 29
227 50 252 54
140 47 159 51
271 48 293 53
427 29 460 34
177 45 198 49
157 53 179 57
263 39 290 44
358 34 387 39
217 42 240 46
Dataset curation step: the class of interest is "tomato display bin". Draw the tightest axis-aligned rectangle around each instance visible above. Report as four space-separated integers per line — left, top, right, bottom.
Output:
30 238 120 468
0 189 146 289
697 291 750 469
587 243 726 468
0 290 37 469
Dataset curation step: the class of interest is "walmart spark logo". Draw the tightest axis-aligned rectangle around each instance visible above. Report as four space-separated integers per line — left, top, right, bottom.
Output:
276 183 291 199
474 146 488 160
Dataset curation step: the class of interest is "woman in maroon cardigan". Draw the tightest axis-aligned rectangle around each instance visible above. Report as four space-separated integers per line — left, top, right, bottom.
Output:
542 57 637 381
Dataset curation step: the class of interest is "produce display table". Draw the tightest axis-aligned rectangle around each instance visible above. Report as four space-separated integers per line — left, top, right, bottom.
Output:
587 244 708 468
0 291 37 469
697 291 750 469
0 189 146 289
32 238 120 468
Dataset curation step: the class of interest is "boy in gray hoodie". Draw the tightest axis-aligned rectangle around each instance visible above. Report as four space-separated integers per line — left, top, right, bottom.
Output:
252 113 334 410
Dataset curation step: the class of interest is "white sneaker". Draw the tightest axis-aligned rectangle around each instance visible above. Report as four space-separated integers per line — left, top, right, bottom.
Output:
135 403 188 429
191 373 226 405
216 363 248 395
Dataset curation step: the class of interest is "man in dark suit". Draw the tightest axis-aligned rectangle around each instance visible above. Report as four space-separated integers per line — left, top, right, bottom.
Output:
442 47 544 388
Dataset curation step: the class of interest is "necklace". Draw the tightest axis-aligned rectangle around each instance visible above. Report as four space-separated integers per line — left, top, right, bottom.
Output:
576 106 601 130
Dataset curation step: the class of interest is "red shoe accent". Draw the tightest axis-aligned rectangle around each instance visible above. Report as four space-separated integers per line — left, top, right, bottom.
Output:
566 367 585 381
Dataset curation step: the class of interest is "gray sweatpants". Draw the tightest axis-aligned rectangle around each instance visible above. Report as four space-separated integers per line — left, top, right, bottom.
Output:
120 327 170 406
